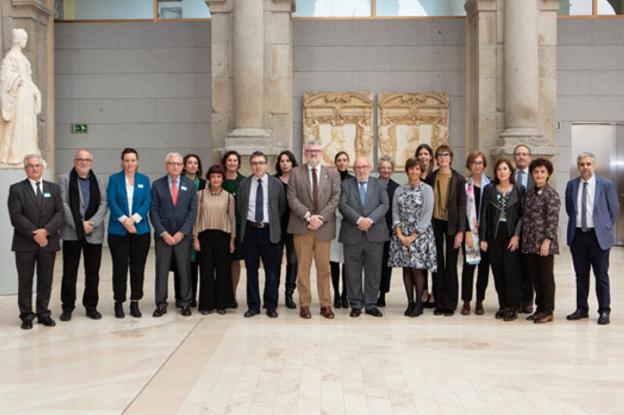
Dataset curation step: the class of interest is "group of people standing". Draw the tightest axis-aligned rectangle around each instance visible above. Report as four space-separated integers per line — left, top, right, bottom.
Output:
7 140 619 329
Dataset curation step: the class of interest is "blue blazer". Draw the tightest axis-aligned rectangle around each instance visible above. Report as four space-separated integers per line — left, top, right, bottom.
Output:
565 174 620 250
149 175 197 240
107 171 152 236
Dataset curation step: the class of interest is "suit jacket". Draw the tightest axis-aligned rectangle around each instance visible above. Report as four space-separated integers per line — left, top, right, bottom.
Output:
339 176 390 244
382 178 399 234
426 168 467 235
565 174 620 250
107 171 152 236
58 172 108 243
149 175 197 240
287 164 341 241
237 174 286 244
8 179 64 252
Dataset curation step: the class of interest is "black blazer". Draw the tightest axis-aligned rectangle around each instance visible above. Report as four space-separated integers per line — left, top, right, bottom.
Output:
8 179 64 252
479 183 525 243
426 168 467 235
383 178 399 234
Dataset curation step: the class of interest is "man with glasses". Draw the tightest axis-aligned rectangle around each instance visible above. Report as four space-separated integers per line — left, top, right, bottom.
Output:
58 148 108 321
8 154 64 329
237 151 286 318
513 144 535 314
150 152 197 317
339 157 389 318
287 140 341 319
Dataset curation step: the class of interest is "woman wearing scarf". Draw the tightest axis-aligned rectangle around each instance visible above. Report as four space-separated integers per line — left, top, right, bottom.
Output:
460 151 491 316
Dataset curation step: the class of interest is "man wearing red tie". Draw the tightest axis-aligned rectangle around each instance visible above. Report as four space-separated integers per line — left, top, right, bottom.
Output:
149 152 197 317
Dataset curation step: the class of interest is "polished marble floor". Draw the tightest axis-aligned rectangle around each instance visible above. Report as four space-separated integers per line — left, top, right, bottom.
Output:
1 247 623 415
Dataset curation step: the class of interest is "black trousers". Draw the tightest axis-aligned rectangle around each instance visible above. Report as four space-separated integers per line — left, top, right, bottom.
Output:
16 249 56 322
432 219 459 311
520 252 534 306
460 245 489 302
525 254 555 314
570 229 611 314
379 240 392 295
488 223 522 310
278 233 297 293
174 254 199 304
109 233 150 303
244 223 281 312
198 230 233 311
61 240 102 312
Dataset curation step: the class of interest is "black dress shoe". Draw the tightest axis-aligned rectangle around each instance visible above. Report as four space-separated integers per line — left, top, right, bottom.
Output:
244 309 260 318
266 309 278 318
597 312 610 325
341 294 349 309
115 302 125 319
130 302 142 318
495 309 505 319
190 300 198 308
86 308 102 320
433 308 444 316
350 308 361 318
285 293 296 309
152 306 167 318
365 307 383 317
181 306 192 316
503 309 517 321
443 310 454 317
60 311 72 322
566 310 589 320
412 302 423 317
404 302 414 316
333 294 342 309
21 320 33 330
38 316 56 327
376 294 386 307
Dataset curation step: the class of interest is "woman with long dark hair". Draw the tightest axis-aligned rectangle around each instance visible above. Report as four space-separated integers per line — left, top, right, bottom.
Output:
415 143 435 308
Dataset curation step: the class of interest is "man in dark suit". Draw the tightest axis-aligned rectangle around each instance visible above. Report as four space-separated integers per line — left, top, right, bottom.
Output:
237 151 286 318
149 152 197 317
565 152 620 325
514 143 536 313
376 155 399 307
58 148 108 321
339 157 389 317
8 154 64 329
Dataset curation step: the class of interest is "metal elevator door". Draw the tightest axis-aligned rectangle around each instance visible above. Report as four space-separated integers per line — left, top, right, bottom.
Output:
570 123 624 246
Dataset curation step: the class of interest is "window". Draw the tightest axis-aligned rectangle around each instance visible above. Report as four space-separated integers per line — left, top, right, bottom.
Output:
55 0 210 21
377 0 466 17
158 0 210 19
295 0 372 17
559 0 624 15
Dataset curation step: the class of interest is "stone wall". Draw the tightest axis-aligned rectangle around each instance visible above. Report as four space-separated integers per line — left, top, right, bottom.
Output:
292 18 467 170
54 21 212 181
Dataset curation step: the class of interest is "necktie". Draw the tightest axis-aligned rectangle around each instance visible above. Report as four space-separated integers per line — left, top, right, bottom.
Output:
255 178 264 223
35 181 43 205
312 167 319 213
581 181 588 232
359 182 367 205
171 178 178 206
517 170 525 187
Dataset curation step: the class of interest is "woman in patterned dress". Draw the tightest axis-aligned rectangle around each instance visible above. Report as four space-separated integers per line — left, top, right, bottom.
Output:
388 157 437 317
522 158 560 324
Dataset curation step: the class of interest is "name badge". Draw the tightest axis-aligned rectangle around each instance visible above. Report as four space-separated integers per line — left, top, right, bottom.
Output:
43 192 51 198
181 186 188 191
137 184 144 189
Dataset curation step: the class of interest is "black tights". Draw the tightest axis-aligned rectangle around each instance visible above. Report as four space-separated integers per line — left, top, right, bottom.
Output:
403 268 425 303
330 261 347 297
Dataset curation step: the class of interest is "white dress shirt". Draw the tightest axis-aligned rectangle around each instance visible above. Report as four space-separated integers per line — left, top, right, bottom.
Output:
119 176 143 224
27 177 42 195
576 174 596 229
247 174 270 223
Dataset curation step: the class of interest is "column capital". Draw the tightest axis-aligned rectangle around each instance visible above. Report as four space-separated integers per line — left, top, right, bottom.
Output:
205 0 233 14
268 0 296 13
465 0 497 17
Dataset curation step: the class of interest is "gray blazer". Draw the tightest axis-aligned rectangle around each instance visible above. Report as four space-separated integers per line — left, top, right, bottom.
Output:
339 176 390 244
237 174 286 244
58 172 108 244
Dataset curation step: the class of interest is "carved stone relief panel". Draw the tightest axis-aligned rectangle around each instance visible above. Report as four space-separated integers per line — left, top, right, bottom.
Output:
303 92 373 167
378 92 450 169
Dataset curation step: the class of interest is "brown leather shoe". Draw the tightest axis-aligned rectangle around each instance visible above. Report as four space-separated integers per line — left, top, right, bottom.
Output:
519 304 534 314
475 301 484 315
460 301 470 315
534 313 554 324
299 306 311 319
320 306 335 319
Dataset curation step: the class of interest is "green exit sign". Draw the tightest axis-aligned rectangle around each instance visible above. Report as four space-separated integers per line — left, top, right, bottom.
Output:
71 124 88 134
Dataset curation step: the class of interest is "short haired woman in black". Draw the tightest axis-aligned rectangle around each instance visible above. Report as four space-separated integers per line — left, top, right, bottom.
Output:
479 158 525 322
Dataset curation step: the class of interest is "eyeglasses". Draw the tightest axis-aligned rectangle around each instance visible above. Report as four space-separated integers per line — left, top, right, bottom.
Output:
75 158 93 163
25 164 42 169
304 149 321 154
437 152 451 158
250 161 266 166
514 152 530 157
354 165 370 170
167 162 183 166
472 161 484 165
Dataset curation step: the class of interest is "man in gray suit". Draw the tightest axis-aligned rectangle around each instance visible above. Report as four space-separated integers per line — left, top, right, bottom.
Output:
58 148 108 321
150 152 197 317
339 157 389 317
237 151 286 318
8 154 64 329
